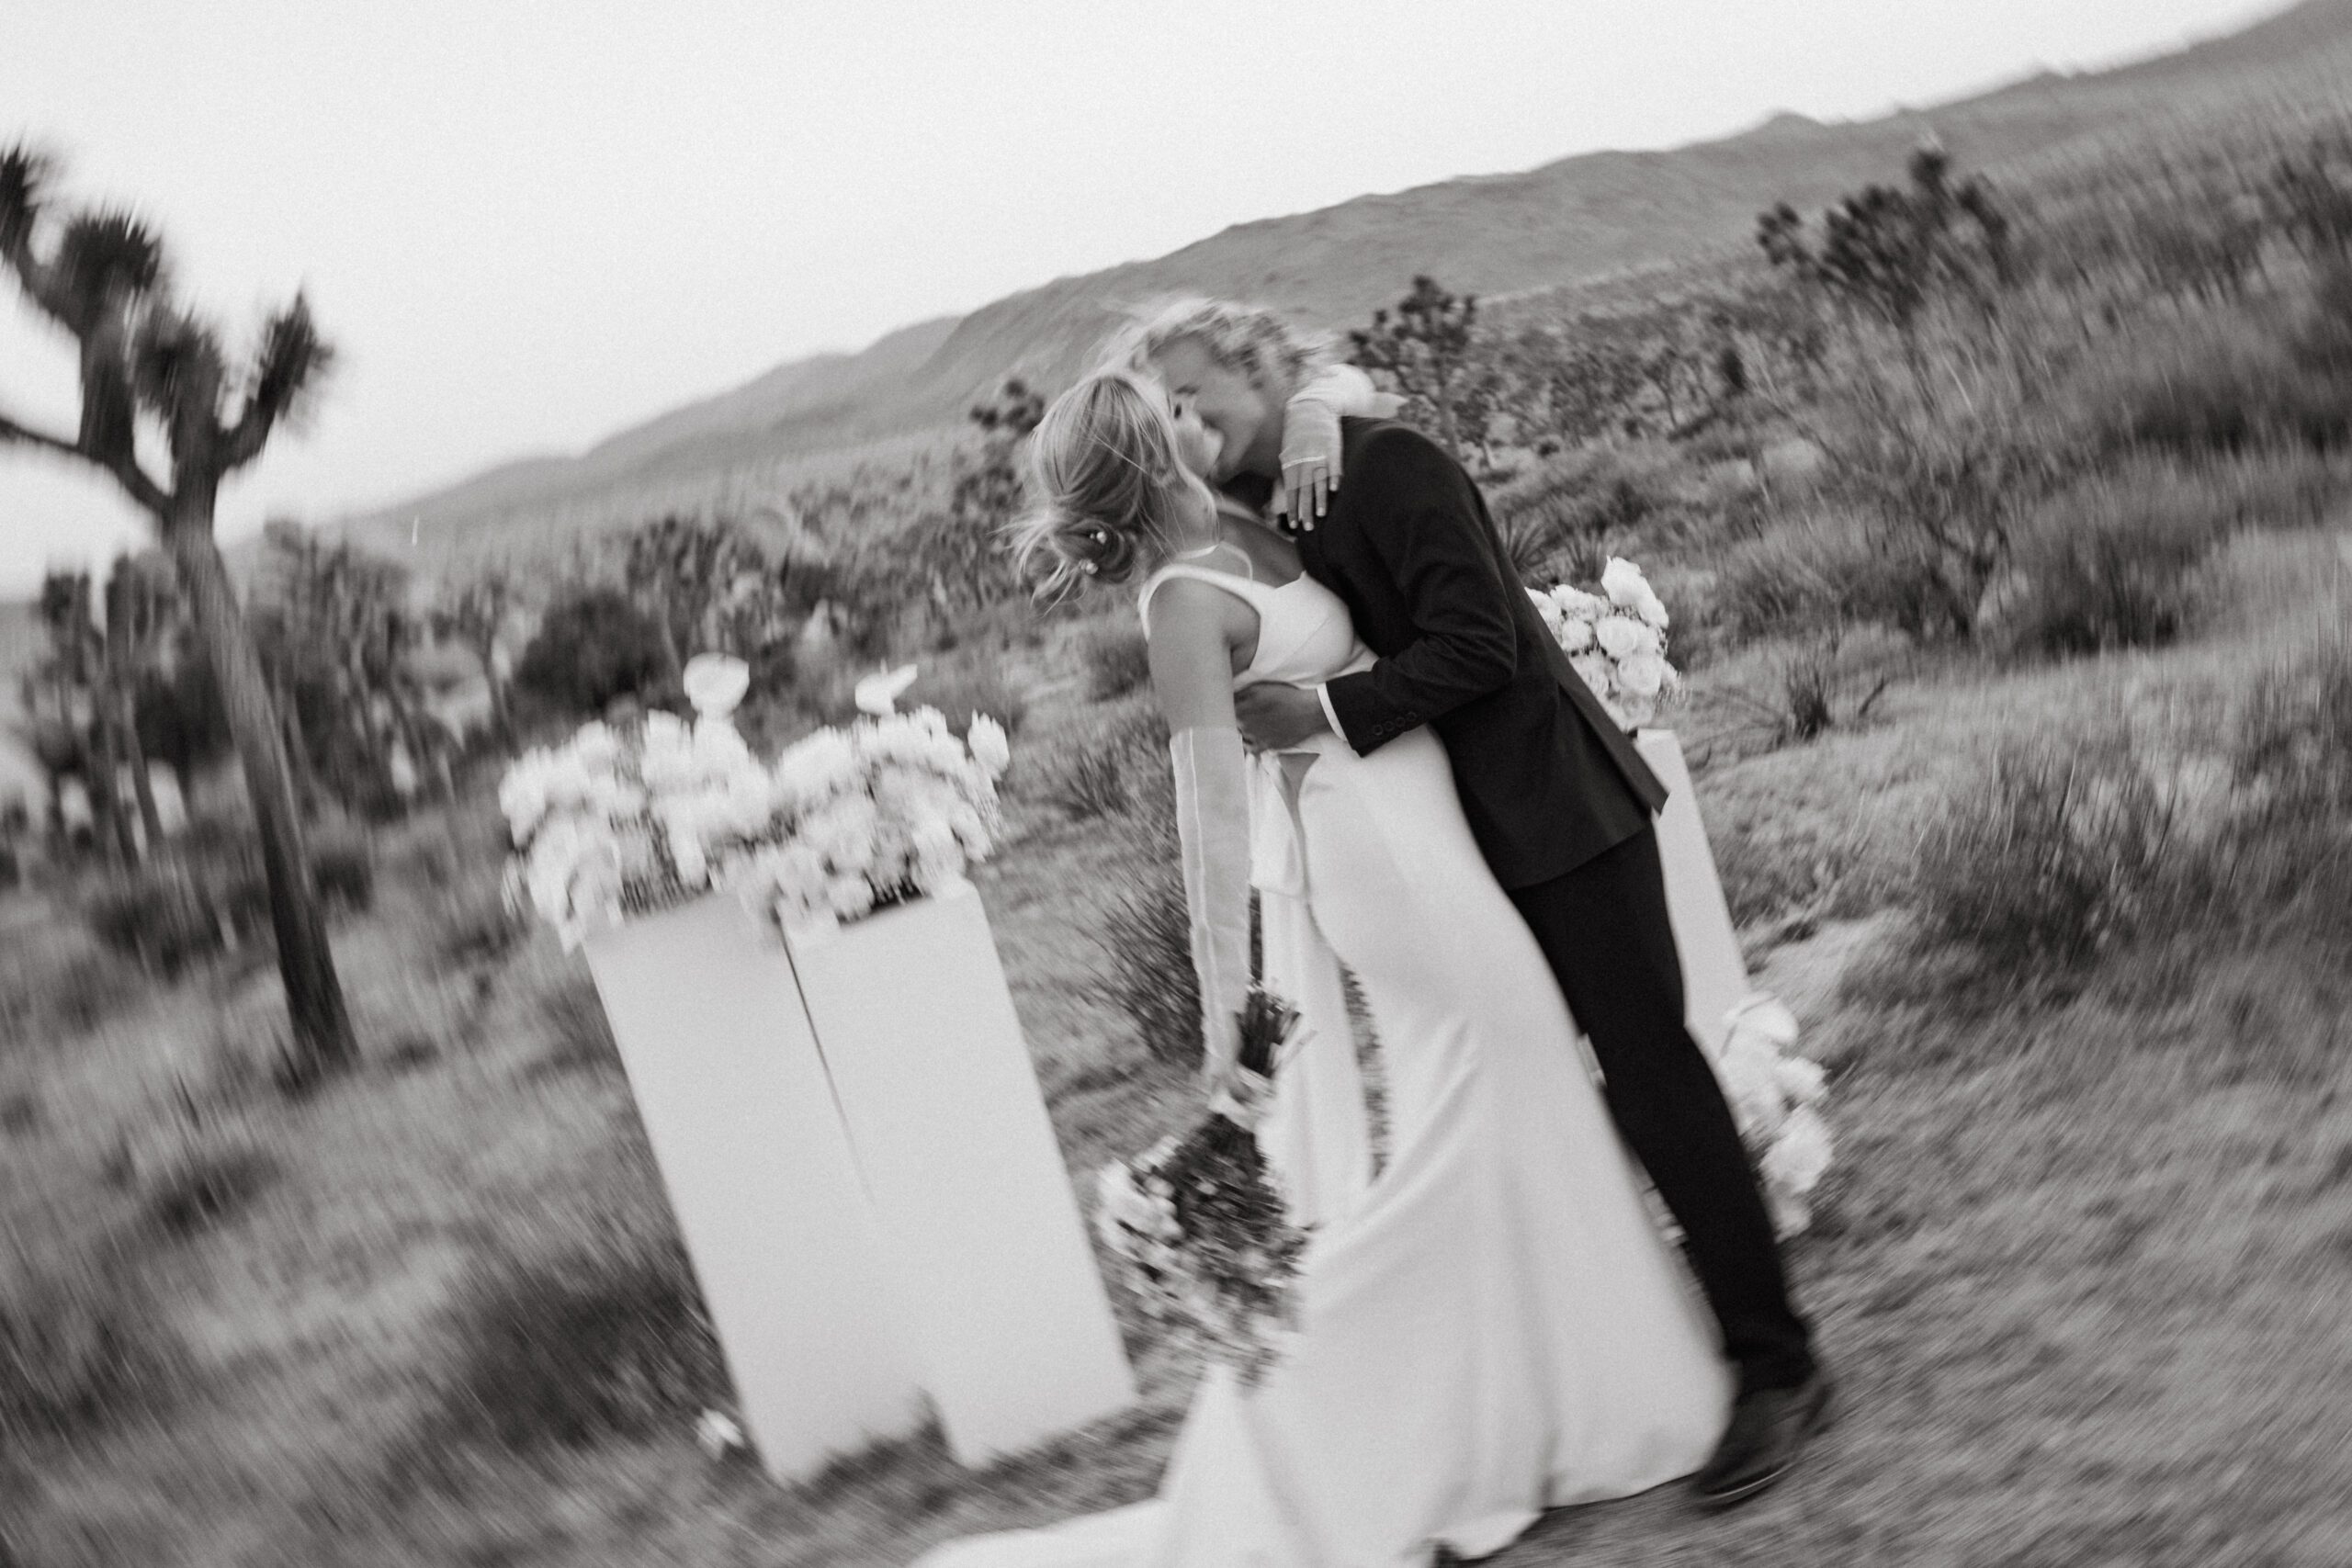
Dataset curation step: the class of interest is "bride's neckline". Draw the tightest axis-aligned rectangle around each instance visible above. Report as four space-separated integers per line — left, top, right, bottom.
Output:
1170 522 1304 590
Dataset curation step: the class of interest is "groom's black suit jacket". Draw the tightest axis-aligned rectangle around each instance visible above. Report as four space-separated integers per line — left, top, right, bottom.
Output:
1295 417 1668 890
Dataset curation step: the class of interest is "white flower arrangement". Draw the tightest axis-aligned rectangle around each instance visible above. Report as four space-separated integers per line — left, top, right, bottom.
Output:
738 681 1012 943
1529 556 1684 733
1709 995 1837 1237
499 655 782 951
501 649 1016 948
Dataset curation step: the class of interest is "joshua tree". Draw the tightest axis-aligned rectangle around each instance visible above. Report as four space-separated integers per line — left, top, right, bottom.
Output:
1351 276 1481 459
0 145 354 1080
431 562 519 742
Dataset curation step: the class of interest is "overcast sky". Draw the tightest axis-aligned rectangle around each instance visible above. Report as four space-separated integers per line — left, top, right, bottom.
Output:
0 0 2284 594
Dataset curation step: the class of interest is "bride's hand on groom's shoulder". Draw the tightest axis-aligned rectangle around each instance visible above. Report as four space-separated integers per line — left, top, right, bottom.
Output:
1277 396 1343 528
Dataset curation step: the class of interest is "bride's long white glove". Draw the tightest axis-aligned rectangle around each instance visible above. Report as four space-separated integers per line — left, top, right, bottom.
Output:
1278 364 1408 526
1170 726 1255 1093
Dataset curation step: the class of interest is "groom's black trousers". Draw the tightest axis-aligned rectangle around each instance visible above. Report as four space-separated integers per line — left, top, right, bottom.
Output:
1508 825 1816 1397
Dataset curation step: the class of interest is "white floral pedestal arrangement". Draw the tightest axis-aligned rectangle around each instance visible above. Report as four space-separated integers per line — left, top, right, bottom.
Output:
779 877 1137 1467
1534 563 1838 1235
506 658 1135 1480
582 894 926 1482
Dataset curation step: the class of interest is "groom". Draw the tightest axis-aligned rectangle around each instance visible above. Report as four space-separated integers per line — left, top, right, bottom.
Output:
1121 299 1829 1509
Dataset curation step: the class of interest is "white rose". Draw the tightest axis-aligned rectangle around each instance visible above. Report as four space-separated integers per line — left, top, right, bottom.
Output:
1636 590 1670 629
1528 587 1566 636
1713 1042 1787 1144
1600 556 1649 608
1763 1105 1835 1196
499 765 550 842
1725 995 1802 1051
773 728 859 810
1569 652 1614 700
682 653 752 722
967 715 1012 780
1558 617 1596 654
1773 1055 1828 1107
825 874 877 921
854 664 920 716
570 722 622 771
1617 651 1668 698
1595 618 1645 660
1551 585 1604 622
692 718 755 773
805 794 880 870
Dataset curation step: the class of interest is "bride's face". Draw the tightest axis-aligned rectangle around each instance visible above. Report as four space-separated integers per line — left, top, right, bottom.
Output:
1159 385 1225 479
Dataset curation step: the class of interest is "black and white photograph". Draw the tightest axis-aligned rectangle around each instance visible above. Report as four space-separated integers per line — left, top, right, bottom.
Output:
3 3 2349 1563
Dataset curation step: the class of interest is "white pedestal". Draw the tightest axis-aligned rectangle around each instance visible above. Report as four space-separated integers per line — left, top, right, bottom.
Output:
582 896 924 1483
1635 729 1752 1054
783 879 1138 1467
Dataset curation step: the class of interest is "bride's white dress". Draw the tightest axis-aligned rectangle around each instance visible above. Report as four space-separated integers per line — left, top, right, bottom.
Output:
915 564 1732 1568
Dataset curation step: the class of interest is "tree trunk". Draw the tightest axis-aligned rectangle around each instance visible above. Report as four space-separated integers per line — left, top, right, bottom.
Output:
477 637 511 741
85 687 136 867
105 599 164 852
164 513 356 1081
120 693 163 852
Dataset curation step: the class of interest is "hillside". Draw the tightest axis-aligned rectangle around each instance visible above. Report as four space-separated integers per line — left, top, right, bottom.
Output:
343 0 2352 567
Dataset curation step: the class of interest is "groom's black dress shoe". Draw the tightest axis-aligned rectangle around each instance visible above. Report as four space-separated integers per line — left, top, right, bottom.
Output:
1691 1370 1834 1511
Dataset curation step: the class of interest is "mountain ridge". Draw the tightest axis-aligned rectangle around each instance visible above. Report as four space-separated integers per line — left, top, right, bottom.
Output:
341 0 2350 560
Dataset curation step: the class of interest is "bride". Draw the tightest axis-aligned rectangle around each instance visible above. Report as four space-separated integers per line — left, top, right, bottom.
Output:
917 368 1733 1567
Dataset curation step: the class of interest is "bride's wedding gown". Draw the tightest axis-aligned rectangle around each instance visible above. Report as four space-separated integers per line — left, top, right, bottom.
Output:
915 564 1731 1568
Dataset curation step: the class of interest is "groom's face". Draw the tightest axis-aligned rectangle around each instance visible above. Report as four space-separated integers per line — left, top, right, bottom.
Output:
1149 337 1277 485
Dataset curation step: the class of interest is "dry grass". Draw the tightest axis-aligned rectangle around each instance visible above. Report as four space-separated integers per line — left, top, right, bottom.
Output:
0 530 2339 1566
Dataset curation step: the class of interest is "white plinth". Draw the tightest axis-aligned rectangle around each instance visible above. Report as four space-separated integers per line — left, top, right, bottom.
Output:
783 878 1138 1467
1635 729 1752 1054
582 896 924 1483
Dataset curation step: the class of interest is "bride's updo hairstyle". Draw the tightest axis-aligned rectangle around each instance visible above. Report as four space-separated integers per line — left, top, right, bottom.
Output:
1013 370 1209 602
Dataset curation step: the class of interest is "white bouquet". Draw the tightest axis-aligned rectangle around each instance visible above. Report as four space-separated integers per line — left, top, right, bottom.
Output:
1709 995 1836 1237
499 655 781 950
1529 556 1683 733
738 675 1012 941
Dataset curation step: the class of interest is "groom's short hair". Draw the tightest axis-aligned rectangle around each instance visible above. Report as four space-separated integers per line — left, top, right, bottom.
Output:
1104 297 1333 389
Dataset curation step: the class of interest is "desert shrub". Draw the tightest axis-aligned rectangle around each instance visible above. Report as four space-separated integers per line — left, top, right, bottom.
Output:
142 1137 279 1235
7 948 137 1039
514 588 673 720
311 837 376 913
1999 470 2226 657
906 654 1029 737
81 871 223 978
1488 446 1675 582
531 973 620 1077
422 1235 729 1457
1713 629 1896 750
438 890 525 971
1038 705 1168 822
0 1260 184 1442
2079 313 2352 462
1713 509 1953 640
79 832 376 979
1907 737 2176 976
1076 620 1154 703
1042 735 1136 822
1088 855 1200 1067
2222 636 2352 937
